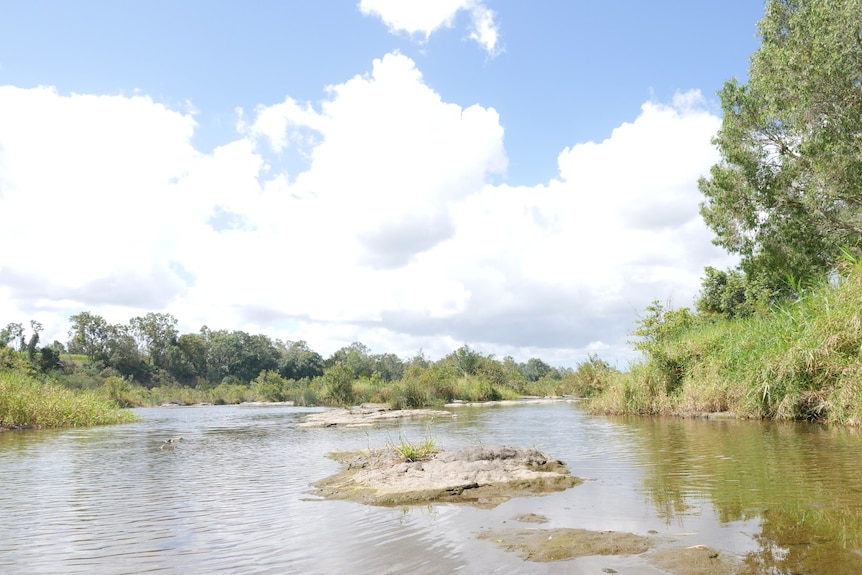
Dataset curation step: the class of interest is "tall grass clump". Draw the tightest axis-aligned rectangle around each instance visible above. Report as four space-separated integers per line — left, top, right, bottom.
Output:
589 260 862 424
388 430 439 462
0 370 137 429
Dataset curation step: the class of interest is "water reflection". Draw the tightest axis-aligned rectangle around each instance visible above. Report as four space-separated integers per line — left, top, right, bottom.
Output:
2 405 862 573
620 416 862 573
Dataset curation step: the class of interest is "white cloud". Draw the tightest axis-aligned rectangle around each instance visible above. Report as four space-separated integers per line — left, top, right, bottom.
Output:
359 0 501 54
0 58 732 366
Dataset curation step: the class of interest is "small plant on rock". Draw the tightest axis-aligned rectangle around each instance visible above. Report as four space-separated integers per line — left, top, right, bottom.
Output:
390 432 438 462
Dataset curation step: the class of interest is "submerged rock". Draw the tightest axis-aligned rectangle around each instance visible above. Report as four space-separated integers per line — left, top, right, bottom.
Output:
649 545 742 575
478 527 652 562
311 444 580 508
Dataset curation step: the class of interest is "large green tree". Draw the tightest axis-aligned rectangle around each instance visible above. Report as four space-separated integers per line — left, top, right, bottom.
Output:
129 312 179 369
68 312 111 364
699 0 862 291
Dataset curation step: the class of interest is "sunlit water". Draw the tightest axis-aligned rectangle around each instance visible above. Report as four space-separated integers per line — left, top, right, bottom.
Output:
2 403 862 574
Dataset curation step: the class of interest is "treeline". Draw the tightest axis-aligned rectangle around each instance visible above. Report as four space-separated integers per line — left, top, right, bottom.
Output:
0 311 615 408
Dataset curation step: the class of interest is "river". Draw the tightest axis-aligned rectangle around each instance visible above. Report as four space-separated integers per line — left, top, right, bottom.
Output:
2 403 862 574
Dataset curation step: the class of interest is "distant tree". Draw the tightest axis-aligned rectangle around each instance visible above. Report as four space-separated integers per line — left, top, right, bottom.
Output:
405 349 429 369
520 357 552 382
328 342 373 378
2 323 24 352
26 320 43 361
278 340 324 380
105 324 149 382
67 312 111 364
205 330 278 383
371 353 404 382
448 345 484 376
129 312 179 369
176 332 209 381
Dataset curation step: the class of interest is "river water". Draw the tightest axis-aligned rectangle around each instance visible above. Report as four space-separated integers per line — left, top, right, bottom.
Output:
2 403 862 574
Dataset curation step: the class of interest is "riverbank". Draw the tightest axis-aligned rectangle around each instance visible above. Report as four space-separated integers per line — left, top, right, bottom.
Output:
0 368 136 429
587 260 862 425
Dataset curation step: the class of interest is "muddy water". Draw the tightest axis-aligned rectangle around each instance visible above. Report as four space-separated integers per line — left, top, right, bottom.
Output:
1 403 862 574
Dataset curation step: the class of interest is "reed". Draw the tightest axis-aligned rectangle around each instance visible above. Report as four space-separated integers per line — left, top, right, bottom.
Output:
589 260 862 423
0 370 136 429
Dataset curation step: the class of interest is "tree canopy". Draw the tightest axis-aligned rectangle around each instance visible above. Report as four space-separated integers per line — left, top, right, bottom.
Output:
699 0 862 292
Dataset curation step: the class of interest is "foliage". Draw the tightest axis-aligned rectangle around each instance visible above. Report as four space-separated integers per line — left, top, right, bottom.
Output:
563 354 617 398
698 0 862 293
0 369 136 429
591 260 862 423
322 362 354 406
696 266 773 318
67 312 111 364
278 340 324 380
389 431 438 462
630 300 696 394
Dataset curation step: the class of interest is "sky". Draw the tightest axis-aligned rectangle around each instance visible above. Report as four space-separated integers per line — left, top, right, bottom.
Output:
0 0 765 367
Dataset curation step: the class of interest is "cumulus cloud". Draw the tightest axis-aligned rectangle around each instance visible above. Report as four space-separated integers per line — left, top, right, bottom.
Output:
0 56 732 366
359 0 501 54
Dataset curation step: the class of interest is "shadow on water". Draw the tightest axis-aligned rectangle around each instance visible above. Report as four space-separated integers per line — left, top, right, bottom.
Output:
3 403 862 573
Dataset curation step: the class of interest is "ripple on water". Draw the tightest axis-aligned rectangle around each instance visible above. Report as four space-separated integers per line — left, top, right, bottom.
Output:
4 404 862 574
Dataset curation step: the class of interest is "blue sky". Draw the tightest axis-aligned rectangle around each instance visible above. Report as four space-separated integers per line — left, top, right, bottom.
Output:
0 1 764 365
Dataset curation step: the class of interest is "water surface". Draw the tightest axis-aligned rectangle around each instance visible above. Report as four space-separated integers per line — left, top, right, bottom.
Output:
2 403 862 574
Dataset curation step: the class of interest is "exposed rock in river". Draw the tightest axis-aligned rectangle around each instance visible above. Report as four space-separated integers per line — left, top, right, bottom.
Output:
299 404 453 428
311 444 580 508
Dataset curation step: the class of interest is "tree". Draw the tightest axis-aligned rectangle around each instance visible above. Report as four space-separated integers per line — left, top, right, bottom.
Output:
205 330 279 383
176 332 209 382
104 324 149 382
327 342 373 378
699 0 862 292
448 345 483 376
2 323 24 351
129 313 179 369
67 312 111 364
278 340 324 380
695 266 772 318
26 320 42 361
520 357 552 382
371 353 404 382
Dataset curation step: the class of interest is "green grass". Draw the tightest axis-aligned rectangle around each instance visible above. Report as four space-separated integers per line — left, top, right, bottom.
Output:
389 432 438 462
589 260 862 424
0 370 137 429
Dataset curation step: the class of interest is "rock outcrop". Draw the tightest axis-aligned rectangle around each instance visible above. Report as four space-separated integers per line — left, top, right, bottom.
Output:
312 444 580 508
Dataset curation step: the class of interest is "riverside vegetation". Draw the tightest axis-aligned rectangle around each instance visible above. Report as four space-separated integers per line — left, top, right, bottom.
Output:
0 312 614 430
588 257 862 424
4 0 862 429
0 348 136 429
586 0 862 424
